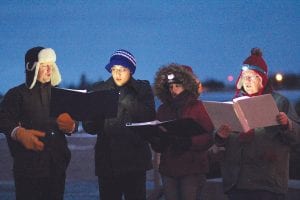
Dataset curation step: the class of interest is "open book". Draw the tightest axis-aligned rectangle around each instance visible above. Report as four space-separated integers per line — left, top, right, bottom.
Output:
50 87 119 121
126 118 206 138
203 94 280 132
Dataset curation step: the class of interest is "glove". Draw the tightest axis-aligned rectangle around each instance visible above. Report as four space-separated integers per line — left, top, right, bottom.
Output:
16 127 46 151
56 113 75 133
143 135 170 153
170 136 192 152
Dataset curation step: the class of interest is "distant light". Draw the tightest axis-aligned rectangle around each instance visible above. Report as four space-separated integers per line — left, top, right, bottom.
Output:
275 73 283 82
227 75 234 82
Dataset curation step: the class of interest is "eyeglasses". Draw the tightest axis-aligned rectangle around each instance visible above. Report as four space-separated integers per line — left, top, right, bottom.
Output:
111 67 129 73
241 75 260 81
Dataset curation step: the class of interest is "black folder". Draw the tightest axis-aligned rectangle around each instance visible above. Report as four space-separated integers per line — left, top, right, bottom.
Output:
126 118 206 138
50 87 119 121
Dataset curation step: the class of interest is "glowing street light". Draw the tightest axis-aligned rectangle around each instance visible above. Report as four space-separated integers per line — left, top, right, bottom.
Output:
275 73 283 82
227 75 234 82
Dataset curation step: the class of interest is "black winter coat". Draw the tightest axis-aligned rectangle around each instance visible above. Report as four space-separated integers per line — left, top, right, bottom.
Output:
0 82 71 177
83 77 156 177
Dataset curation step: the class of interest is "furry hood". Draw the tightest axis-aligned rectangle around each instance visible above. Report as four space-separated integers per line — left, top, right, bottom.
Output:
154 63 201 104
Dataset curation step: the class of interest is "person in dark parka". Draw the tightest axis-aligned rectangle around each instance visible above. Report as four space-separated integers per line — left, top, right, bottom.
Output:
151 64 214 200
0 47 76 200
83 49 156 200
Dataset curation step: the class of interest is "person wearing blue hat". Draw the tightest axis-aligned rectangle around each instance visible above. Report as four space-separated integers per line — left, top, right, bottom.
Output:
83 49 156 200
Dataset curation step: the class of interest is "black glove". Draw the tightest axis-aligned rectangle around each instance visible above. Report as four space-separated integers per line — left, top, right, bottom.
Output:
144 134 170 153
170 136 192 152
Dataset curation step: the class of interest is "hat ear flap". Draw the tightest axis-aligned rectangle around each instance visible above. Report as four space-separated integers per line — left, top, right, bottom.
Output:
28 62 39 89
51 63 61 86
236 73 243 89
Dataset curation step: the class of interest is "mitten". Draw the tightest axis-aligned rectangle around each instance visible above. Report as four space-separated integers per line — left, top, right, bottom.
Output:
56 113 75 133
16 127 45 151
145 135 170 153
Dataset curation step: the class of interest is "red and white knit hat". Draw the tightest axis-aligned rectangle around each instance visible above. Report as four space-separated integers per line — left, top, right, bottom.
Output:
236 47 268 90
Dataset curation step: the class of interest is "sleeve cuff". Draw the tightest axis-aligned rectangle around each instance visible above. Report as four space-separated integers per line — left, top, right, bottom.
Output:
11 126 20 140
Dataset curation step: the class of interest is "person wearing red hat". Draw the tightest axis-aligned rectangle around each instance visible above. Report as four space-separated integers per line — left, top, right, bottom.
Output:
213 48 300 199
235 47 270 97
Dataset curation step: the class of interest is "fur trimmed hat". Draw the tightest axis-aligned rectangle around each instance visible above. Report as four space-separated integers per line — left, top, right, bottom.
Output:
105 49 136 74
154 63 200 104
25 47 61 89
236 48 268 90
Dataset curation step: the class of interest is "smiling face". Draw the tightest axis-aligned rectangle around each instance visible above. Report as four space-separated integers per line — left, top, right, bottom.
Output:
111 65 131 86
241 70 263 95
37 62 53 83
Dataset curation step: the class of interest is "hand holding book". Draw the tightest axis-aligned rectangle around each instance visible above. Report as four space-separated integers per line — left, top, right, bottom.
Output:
203 94 280 132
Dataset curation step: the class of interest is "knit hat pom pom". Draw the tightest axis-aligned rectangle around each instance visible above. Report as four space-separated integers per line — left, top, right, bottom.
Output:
251 48 263 57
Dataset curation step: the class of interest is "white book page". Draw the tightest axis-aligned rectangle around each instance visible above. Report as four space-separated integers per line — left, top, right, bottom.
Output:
232 102 250 132
203 101 244 132
126 120 162 127
59 87 87 93
234 94 279 130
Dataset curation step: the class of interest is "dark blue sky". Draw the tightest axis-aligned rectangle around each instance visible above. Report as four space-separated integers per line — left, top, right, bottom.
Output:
1 0 299 93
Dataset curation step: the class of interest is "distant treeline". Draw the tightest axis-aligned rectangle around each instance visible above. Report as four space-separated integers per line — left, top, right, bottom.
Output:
67 73 300 92
0 73 300 116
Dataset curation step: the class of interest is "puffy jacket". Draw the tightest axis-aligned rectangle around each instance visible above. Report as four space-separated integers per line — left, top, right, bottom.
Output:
0 82 71 177
83 77 156 177
216 92 300 194
155 91 214 177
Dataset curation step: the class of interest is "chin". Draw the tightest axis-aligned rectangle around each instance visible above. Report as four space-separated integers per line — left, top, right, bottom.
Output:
116 82 124 86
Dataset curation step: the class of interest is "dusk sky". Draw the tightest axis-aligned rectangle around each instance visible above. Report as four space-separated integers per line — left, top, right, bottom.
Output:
1 0 299 94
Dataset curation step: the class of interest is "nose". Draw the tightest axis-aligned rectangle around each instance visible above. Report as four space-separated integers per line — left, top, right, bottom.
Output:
46 65 52 72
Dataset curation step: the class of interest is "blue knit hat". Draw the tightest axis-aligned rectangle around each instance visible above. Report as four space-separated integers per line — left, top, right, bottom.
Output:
105 49 136 74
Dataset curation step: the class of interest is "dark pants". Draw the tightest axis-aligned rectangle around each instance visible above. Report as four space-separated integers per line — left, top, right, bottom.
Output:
227 189 285 200
14 169 66 200
98 171 146 200
161 174 206 200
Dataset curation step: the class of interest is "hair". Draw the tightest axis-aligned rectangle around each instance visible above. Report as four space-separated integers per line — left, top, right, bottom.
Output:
154 63 200 103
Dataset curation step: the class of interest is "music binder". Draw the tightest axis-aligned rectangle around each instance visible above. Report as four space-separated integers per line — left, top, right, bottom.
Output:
50 87 119 121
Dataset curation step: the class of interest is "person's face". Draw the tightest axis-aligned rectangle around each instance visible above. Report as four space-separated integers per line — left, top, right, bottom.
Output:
111 65 131 86
37 62 53 83
241 70 263 95
169 83 184 98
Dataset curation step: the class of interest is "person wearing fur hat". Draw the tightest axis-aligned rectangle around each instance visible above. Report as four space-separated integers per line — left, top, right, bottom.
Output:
0 47 76 200
214 48 300 199
82 49 156 200
151 63 214 200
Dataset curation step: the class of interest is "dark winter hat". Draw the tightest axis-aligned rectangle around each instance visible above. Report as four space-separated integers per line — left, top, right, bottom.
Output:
105 49 136 74
236 47 268 89
25 47 61 89
166 73 183 85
